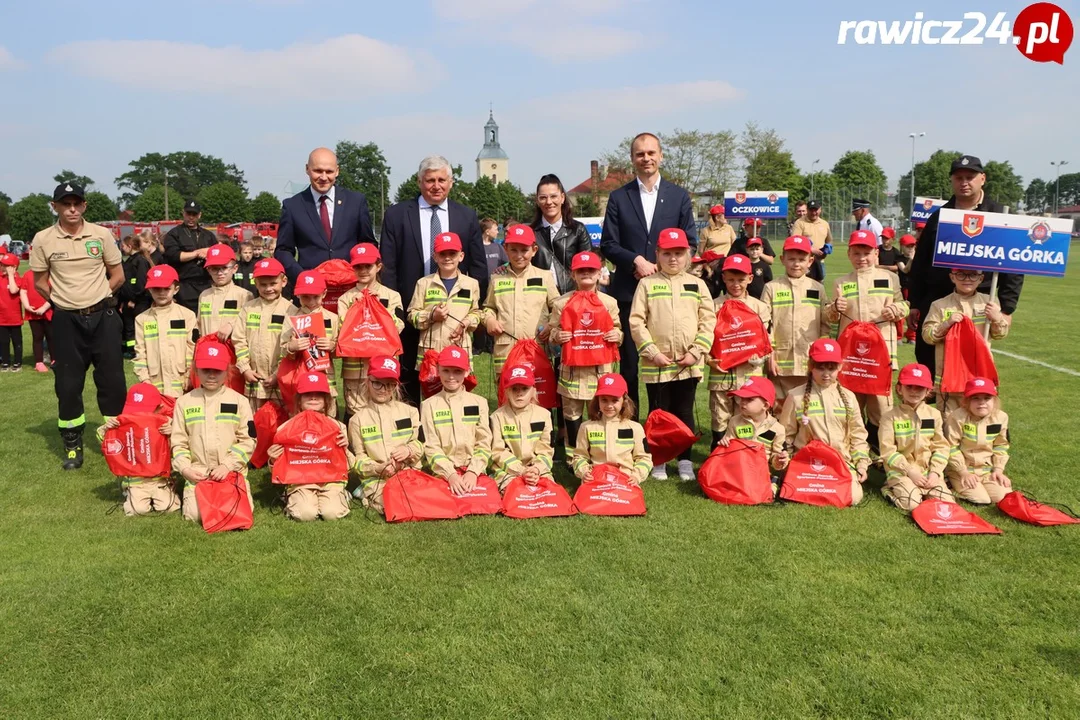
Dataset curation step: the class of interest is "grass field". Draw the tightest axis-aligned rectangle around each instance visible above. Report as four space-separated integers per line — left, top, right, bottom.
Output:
2 258 1080 718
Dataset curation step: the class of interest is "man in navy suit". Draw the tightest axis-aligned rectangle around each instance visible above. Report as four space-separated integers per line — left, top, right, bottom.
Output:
380 155 488 404
599 133 698 417
275 147 376 285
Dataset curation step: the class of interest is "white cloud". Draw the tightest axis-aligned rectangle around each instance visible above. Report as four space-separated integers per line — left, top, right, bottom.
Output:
45 35 442 98
518 25 645 62
525 80 744 122
0 46 24 71
434 0 625 21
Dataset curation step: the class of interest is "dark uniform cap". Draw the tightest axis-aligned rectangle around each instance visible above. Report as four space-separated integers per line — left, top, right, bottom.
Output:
52 183 85 202
806 200 821 210
851 198 870 210
950 155 984 174
183 199 201 213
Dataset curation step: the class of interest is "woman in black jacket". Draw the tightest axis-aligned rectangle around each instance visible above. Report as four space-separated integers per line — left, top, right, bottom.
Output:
530 174 594 295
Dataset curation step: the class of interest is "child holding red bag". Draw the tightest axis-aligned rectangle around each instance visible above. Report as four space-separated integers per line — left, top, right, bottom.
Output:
100 382 176 516
0 253 24 371
407 233 482 365
571 373 651 485
19 267 53 372
267 371 352 522
347 355 422 514
234 258 297 410
718 376 788 472
944 377 1012 504
778 339 870 503
280 270 339 413
490 365 554 490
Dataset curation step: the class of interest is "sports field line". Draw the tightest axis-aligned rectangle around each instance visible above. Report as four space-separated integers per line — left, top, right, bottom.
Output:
992 349 1080 378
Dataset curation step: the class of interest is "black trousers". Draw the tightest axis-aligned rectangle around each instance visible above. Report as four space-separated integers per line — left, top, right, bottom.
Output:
646 377 699 462
0 325 22 366
400 323 422 407
51 306 127 429
617 301 639 421
29 319 52 364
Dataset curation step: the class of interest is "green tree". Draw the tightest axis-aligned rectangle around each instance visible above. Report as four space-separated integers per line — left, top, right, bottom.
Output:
197 182 251 224
896 149 963 216
131 185 187 222
1025 178 1049 214
495 181 530 225
601 129 740 195
393 165 471 206
115 152 246 205
9 194 55 243
249 191 282 223
1054 172 1080 209
0 191 11 205
983 160 1024 212
469 175 500 221
53 170 95 189
83 191 118 223
739 123 800 191
0 201 10 236
335 140 391 225
573 194 601 217
831 151 887 197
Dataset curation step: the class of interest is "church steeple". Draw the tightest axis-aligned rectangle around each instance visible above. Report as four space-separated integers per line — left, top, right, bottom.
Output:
476 107 509 184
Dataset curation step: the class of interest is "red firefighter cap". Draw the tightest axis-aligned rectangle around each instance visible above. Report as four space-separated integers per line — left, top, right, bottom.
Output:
881 227 897 240
433 232 462 253
144 264 179 289
253 258 285 277
898 363 934 389
728 376 776 406
123 382 162 414
195 340 230 370
848 230 877 248
504 365 535 387
783 235 811 252
808 338 842 364
504 224 536 246
437 345 469 370
657 228 690 250
594 373 628 397
743 218 763 228
571 251 602 270
964 377 998 398
915 221 927 229
296 371 331 395
746 237 763 247
0 253 18 267
295 270 326 295
700 249 723 263
722 254 751 273
900 234 917 246
368 355 401 382
350 243 381 265
203 244 236 267
709 204 724 216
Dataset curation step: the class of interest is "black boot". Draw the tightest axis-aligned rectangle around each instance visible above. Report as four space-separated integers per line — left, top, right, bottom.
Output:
61 427 84 471
564 418 581 458
711 431 725 450
866 423 880 458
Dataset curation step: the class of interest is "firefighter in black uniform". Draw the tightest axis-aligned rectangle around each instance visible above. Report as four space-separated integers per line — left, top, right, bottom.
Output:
163 199 216 313
28 183 127 470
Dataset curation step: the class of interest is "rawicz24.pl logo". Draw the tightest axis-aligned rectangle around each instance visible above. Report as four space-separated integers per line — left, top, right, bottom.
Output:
837 4 1074 63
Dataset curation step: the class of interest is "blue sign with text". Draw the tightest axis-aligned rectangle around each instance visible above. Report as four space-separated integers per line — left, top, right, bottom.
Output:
933 209 1071 278
724 191 788 219
910 196 946 224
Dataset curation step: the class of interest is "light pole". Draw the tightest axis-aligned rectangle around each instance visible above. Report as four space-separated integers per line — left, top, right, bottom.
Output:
810 158 820 199
1051 160 1069 215
908 132 925 220
163 168 171 221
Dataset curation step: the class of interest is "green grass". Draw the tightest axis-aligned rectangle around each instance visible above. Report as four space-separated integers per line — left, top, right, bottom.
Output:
2 262 1080 718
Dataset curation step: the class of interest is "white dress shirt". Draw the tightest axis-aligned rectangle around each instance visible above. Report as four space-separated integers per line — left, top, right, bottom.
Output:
542 217 563 237
858 212 884 245
310 185 336 227
419 196 449 274
637 175 661 232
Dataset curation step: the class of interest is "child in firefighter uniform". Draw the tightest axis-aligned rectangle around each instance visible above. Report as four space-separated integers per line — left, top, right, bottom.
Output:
197 244 253 340
337 243 404 415
171 340 256 524
408 232 482 363
489 365 555 490
824 230 908 453
571 373 652 485
100 382 178 516
347 355 422 514
481 224 559 375
234 258 297 410
267 371 352 522
945 378 1012 504
878 363 954 511
708 253 771 448
629 227 716 481
546 250 622 460
778 339 870 503
920 268 1010 420
761 235 827 401
718 376 788 473
420 346 492 496
280 270 339 414
133 264 196 398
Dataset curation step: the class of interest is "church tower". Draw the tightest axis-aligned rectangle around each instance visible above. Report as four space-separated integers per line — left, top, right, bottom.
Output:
476 109 509 184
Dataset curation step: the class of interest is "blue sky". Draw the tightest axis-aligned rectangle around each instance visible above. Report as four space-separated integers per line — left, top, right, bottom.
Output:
0 0 1076 205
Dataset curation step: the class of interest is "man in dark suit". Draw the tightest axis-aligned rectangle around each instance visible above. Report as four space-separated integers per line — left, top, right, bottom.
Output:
275 147 376 286
599 132 698 416
380 155 488 404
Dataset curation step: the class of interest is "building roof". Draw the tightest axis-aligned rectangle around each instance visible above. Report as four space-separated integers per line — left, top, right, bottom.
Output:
477 110 508 160
1056 204 1080 214
568 169 634 195
477 146 509 160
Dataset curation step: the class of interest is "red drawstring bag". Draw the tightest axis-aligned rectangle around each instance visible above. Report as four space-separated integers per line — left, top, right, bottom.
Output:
710 299 772 371
315 259 358 315
102 413 171 479
912 498 1001 535
501 476 576 519
419 350 477 397
998 491 1080 527
383 469 462 523
779 440 853 507
194 472 254 533
497 339 558 409
941 315 999 393
288 313 330 373
189 336 245 393
698 439 773 505
335 289 403 358
453 471 503 516
560 291 618 367
276 354 303 412
158 395 177 422
644 409 697 466
250 400 287 469
572 464 647 516
837 320 892 396
270 411 349 485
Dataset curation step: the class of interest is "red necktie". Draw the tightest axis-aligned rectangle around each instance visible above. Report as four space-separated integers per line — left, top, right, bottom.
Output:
319 195 332 241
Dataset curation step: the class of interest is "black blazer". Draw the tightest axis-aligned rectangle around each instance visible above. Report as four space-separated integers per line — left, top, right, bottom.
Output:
599 178 697 301
275 185 376 282
380 197 488 307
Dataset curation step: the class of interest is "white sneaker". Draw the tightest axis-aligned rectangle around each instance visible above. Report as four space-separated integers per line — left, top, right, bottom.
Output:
677 460 695 482
650 464 668 481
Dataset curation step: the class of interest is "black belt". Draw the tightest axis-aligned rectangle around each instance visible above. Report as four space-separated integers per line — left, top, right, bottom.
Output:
63 298 117 316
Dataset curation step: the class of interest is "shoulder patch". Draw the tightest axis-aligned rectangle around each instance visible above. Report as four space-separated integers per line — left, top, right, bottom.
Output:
457 289 471 298
271 314 285 324
806 289 820 299
224 300 238 309
987 423 1002 434
920 418 936 430
530 421 546 432
220 403 238 414
526 277 543 287
873 279 890 288
760 430 777 441
248 421 257 438
395 418 412 430
170 319 185 329
683 283 698 292
380 298 389 307
617 428 633 439
324 317 333 328
463 405 479 417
